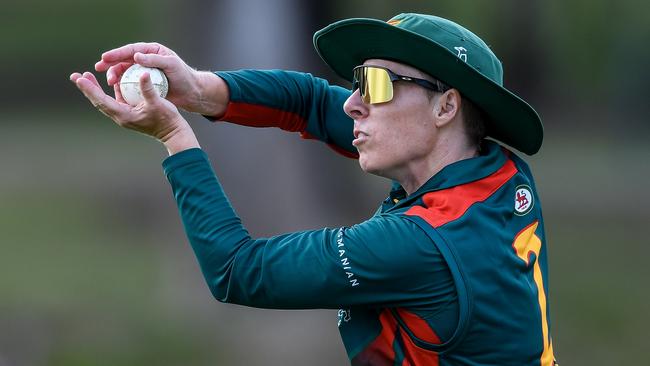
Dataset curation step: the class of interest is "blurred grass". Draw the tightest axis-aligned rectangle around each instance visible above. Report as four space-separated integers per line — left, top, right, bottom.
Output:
0 193 225 366
546 217 649 365
0 193 153 307
1 109 649 365
0 110 232 366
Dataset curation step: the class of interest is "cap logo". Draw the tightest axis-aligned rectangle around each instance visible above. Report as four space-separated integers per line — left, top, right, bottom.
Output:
514 185 534 216
454 46 468 62
387 19 402 26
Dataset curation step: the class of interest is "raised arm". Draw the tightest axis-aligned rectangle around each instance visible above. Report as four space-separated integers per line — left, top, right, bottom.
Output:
95 42 357 158
163 148 450 309
212 70 357 158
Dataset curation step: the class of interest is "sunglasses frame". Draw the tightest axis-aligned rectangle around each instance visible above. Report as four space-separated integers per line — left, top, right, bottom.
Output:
352 65 450 104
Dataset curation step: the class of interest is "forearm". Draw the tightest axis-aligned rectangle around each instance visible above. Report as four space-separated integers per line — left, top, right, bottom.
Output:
162 127 201 156
213 70 357 156
163 149 253 302
161 150 362 309
163 149 344 308
162 149 448 310
191 71 230 118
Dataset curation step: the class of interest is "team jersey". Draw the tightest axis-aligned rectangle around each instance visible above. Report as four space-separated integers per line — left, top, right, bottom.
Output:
162 70 556 365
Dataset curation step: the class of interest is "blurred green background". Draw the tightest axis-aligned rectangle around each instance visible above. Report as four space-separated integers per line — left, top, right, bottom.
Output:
2 0 649 365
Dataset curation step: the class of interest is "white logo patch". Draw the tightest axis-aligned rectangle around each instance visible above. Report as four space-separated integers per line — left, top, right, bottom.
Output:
454 46 468 62
337 309 351 327
514 185 534 216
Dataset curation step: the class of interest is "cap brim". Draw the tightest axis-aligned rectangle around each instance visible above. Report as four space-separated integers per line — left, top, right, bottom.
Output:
314 18 543 155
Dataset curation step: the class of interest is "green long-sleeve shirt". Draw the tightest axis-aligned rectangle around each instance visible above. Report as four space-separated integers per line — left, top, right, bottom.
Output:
162 148 455 311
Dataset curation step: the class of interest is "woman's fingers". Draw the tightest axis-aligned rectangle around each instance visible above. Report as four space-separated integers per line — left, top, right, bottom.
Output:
106 62 134 86
113 83 126 104
82 71 101 88
95 42 168 72
73 74 128 120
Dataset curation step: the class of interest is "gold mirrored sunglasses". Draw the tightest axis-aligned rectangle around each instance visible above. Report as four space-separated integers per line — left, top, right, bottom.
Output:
352 65 449 104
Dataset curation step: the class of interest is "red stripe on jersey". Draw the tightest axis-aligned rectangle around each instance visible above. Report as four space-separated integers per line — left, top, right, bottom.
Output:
396 309 441 344
221 101 307 132
405 158 517 228
395 309 440 366
352 310 398 366
300 131 360 159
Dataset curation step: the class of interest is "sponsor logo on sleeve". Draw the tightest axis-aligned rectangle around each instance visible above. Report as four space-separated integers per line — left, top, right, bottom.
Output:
337 229 360 288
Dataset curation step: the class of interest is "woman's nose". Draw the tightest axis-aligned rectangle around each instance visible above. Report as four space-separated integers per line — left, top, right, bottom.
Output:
343 89 369 120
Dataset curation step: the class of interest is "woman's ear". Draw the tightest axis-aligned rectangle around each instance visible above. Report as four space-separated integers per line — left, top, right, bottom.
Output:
433 89 461 128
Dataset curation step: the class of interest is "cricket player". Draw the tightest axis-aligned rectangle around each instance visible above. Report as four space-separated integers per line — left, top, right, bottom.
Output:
71 13 557 366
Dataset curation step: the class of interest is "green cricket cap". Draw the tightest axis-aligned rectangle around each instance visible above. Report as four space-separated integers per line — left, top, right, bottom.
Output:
313 13 543 155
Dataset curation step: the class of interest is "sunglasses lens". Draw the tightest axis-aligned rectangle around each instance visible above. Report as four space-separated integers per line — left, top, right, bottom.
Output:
353 66 393 104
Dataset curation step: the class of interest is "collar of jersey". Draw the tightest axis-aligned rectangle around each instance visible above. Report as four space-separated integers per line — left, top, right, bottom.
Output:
388 140 508 207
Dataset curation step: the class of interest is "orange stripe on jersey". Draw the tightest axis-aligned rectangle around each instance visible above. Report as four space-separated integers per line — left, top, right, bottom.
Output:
221 101 307 132
405 158 518 227
395 309 440 366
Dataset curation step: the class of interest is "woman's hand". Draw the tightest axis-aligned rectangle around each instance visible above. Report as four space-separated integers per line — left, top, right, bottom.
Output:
94 42 228 117
70 70 200 155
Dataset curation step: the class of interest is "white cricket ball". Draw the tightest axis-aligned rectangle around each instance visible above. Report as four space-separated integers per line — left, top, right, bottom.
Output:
119 64 169 106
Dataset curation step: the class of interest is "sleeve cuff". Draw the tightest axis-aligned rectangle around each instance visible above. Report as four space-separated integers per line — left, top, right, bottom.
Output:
214 71 242 100
162 148 209 176
202 71 242 122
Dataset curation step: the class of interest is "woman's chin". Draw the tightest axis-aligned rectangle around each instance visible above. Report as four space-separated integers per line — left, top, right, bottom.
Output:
358 154 382 176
